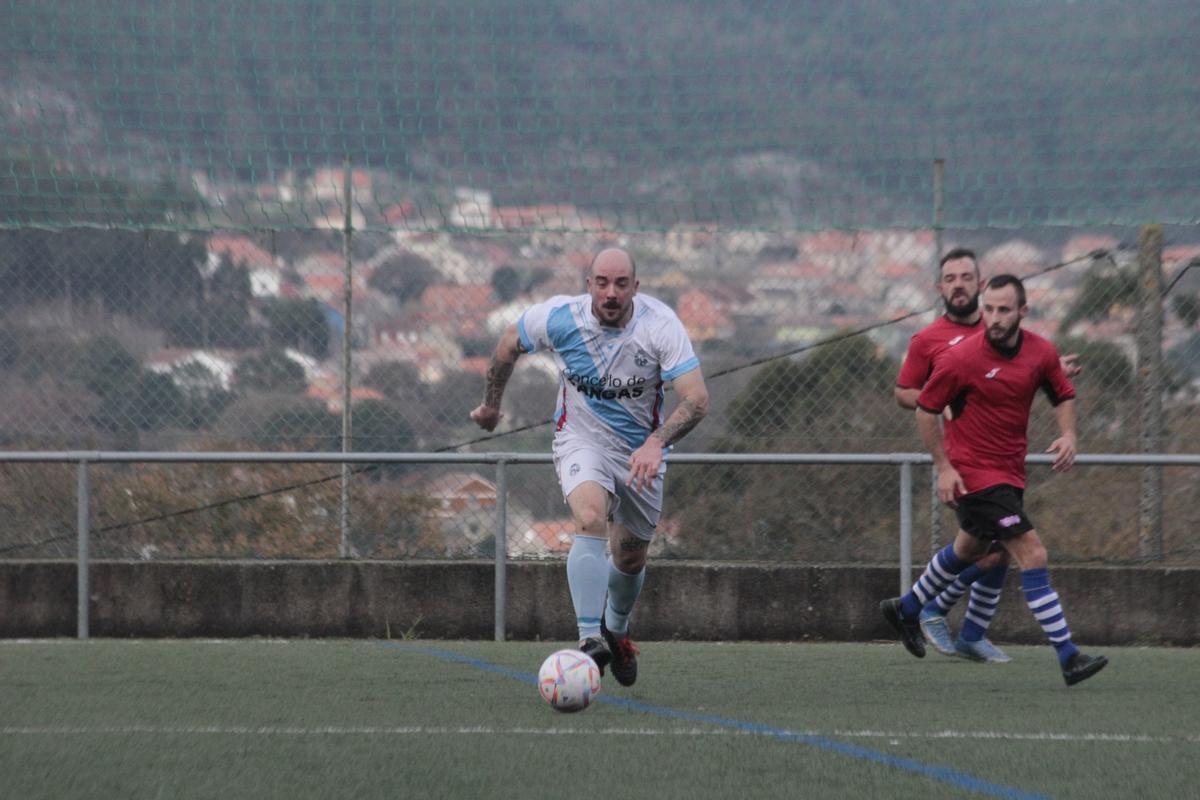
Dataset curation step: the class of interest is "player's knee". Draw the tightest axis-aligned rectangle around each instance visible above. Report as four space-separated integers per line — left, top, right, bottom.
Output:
952 536 988 562
612 548 646 573
1015 536 1048 569
572 507 607 536
977 549 1008 570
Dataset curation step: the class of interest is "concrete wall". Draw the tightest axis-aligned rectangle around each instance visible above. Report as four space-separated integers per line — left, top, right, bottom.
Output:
1 561 1196 646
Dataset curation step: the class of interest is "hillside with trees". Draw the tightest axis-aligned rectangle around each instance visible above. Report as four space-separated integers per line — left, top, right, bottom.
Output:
2 0 1197 226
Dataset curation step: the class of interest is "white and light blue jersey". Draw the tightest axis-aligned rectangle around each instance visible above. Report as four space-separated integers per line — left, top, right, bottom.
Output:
517 293 700 454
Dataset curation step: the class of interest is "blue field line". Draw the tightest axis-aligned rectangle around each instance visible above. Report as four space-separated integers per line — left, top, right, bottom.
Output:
377 641 1049 800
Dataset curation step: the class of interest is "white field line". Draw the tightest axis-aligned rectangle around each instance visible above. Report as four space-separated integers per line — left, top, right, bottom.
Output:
1 726 1196 744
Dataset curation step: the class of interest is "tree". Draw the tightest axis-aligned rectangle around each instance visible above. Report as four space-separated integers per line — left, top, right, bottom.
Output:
235 349 308 393
1056 337 1133 395
353 398 420 479
668 334 902 562
1172 292 1200 328
165 253 259 349
490 265 521 302
205 254 256 346
255 400 342 450
523 267 555 294
72 339 188 436
261 298 331 358
74 337 142 399
1061 259 1138 332
423 370 486 431
364 361 425 406
368 251 439 304
727 335 896 441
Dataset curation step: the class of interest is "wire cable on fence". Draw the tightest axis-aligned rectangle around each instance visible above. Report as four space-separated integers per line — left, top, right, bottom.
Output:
0 251 1110 555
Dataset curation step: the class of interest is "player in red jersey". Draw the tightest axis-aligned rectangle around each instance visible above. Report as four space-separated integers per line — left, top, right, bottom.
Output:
882 274 1108 686
895 249 1078 663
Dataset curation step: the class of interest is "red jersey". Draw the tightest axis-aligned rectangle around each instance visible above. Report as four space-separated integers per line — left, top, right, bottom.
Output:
895 315 981 390
916 330 1075 492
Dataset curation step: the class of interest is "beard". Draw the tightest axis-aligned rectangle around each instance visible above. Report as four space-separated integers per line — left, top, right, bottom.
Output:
986 319 1021 344
943 291 979 317
594 299 631 326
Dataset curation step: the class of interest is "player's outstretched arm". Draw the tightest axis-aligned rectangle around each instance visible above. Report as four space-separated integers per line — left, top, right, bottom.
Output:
627 369 709 492
1046 398 1078 472
469 323 526 432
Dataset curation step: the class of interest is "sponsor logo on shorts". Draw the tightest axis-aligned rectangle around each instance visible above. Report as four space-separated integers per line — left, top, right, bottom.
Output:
569 463 581 476
998 514 1022 527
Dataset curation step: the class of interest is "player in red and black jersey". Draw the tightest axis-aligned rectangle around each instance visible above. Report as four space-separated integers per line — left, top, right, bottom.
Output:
883 274 1108 687
895 248 987 401
895 249 1080 662
894 248 1016 662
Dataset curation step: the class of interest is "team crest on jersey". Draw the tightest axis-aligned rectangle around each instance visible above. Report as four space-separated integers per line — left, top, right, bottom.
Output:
634 350 650 367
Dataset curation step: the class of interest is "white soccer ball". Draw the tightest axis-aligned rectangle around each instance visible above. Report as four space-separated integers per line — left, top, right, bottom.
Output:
537 649 602 713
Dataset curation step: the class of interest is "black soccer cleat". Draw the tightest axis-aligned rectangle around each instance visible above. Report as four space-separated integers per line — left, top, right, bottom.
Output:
881 597 926 658
578 636 612 677
1062 652 1108 687
600 617 640 687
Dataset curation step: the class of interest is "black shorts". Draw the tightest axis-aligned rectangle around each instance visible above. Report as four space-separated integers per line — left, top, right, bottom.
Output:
954 484 1034 541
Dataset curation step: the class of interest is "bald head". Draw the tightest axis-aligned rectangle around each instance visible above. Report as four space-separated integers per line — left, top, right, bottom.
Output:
589 247 636 279
587 247 639 328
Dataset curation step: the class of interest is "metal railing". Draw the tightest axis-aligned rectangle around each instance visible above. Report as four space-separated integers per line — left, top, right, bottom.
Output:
3 450 1198 640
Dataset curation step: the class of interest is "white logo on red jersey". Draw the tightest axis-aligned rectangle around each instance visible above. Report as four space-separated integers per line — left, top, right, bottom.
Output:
985 367 1001 379
948 335 965 346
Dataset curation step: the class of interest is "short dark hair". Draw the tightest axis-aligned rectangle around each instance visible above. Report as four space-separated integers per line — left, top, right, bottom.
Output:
984 273 1026 307
939 247 978 269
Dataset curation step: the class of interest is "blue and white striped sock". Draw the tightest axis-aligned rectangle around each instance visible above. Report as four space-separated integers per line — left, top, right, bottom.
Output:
604 559 645 637
1021 567 1079 665
901 544 970 618
927 564 983 615
959 563 1008 643
566 535 608 640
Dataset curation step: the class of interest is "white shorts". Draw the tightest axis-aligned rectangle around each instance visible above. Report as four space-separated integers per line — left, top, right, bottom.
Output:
552 440 666 541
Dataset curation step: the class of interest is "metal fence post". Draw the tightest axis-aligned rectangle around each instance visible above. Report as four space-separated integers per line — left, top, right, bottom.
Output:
930 158 946 561
930 466 941 558
494 458 508 642
76 459 90 640
1136 223 1164 559
899 460 913 593
340 157 354 558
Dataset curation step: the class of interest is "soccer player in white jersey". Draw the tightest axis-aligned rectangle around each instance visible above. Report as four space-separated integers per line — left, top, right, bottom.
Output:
470 248 709 687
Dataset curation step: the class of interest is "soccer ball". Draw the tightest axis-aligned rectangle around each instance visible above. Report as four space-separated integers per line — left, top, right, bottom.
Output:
537 649 602 713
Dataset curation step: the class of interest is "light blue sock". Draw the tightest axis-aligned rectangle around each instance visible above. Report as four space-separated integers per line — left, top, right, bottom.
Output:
566 535 608 640
604 558 645 637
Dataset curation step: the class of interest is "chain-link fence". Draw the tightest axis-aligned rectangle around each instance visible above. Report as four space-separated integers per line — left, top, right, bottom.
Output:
3 226 1199 564
2 1 1199 563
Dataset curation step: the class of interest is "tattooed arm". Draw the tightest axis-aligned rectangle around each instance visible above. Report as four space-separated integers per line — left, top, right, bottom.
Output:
626 368 709 492
469 323 527 431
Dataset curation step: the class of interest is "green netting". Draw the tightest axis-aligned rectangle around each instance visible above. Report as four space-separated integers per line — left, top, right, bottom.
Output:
2 2 1199 563
2 0 1198 231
